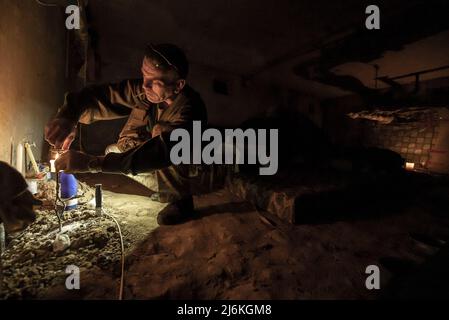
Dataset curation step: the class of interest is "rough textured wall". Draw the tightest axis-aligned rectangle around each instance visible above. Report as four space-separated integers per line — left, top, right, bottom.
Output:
344 108 449 174
187 64 281 127
362 116 436 172
322 76 449 174
0 1 66 164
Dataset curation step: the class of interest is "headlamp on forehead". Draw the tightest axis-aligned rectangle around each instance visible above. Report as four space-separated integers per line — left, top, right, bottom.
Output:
148 43 180 74
145 43 189 79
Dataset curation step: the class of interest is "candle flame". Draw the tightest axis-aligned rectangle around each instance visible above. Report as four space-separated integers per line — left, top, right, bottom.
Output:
405 162 415 170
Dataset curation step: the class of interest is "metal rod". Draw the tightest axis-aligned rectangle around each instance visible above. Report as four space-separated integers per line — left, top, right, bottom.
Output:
376 64 449 81
54 171 66 233
95 184 102 216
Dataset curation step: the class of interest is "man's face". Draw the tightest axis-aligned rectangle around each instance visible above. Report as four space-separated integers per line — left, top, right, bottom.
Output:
141 57 178 103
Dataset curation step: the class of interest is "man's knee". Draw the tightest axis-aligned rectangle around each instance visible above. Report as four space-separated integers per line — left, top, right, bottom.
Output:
155 166 191 202
105 144 123 155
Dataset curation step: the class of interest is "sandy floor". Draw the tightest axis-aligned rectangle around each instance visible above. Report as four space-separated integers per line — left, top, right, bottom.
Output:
2 173 449 299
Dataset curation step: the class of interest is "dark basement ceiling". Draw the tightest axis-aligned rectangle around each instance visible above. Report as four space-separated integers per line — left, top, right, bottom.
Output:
84 0 449 98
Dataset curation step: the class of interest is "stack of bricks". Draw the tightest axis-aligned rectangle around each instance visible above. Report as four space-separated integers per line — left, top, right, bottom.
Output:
363 111 438 171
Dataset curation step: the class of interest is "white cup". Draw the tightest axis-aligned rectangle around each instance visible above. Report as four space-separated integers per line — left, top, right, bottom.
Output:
27 179 38 195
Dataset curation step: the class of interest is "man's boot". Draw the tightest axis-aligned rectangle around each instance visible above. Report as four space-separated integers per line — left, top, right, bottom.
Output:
157 196 195 225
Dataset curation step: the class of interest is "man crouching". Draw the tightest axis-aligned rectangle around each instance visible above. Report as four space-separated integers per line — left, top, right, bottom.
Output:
45 44 207 225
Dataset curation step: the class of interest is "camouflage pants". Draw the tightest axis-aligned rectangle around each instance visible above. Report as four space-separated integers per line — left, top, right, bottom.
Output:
105 144 191 203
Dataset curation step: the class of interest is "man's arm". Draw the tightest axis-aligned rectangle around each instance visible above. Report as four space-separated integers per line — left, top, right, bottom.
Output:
54 132 173 174
46 79 145 149
101 133 172 174
101 104 199 174
55 96 208 174
56 78 144 124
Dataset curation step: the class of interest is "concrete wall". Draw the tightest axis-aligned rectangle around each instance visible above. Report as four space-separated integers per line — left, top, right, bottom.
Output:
188 64 281 127
278 89 323 128
0 1 66 166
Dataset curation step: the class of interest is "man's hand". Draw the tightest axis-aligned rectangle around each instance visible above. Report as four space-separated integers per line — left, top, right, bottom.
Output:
152 123 163 137
45 118 77 150
55 150 103 173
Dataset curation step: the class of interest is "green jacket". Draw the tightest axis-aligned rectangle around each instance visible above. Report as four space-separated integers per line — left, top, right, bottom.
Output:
56 79 207 174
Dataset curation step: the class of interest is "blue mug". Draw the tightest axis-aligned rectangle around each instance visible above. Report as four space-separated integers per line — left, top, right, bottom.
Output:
59 172 78 210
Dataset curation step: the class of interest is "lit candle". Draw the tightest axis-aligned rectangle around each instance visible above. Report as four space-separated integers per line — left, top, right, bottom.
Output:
16 142 24 175
405 162 415 170
24 142 40 175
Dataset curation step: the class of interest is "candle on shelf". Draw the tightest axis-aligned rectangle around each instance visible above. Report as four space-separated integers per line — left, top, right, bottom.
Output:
24 142 40 175
15 142 24 175
405 162 415 171
50 159 56 173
